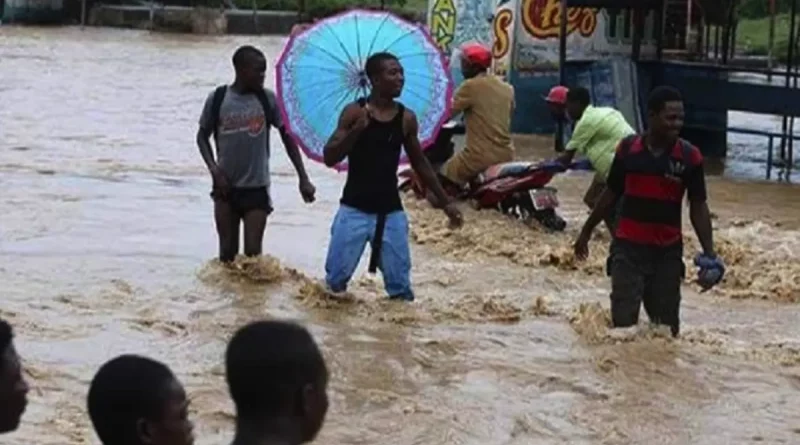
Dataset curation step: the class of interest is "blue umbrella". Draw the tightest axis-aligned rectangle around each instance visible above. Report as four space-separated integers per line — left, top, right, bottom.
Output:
276 9 454 171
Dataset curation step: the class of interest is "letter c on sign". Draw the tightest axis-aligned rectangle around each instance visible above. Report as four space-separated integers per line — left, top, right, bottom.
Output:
492 9 513 59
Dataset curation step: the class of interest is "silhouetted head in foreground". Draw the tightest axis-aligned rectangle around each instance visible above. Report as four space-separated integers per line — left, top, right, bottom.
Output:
365 52 404 99
647 85 684 144
87 355 194 445
233 45 266 93
0 318 28 434
565 86 591 122
226 320 329 445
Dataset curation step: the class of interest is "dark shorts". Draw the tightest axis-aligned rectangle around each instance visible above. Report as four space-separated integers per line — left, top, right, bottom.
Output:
607 240 685 336
210 186 273 218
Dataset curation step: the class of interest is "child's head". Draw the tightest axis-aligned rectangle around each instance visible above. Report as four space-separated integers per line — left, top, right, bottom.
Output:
226 320 329 443
0 319 28 434
87 355 194 445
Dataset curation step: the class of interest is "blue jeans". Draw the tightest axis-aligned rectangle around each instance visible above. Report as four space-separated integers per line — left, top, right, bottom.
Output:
324 205 413 300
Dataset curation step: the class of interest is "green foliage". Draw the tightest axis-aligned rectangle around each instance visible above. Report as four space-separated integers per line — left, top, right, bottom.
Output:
737 0 792 20
736 13 793 58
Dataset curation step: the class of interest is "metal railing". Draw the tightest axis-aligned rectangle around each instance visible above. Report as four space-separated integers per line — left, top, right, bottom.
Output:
686 124 798 180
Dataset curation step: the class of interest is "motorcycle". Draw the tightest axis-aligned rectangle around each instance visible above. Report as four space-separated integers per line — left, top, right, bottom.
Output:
398 121 588 232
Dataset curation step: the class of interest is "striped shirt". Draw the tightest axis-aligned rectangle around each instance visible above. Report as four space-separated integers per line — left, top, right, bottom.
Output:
607 135 707 247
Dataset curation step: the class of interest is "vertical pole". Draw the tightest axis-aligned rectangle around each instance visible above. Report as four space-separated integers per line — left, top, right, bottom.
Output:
704 21 710 58
80 0 86 28
655 0 665 60
767 0 776 81
556 0 568 153
730 19 737 60
713 25 719 60
767 136 773 180
632 7 642 61
558 0 567 85
788 7 800 170
780 0 797 163
685 0 692 50
721 5 733 65
252 0 258 33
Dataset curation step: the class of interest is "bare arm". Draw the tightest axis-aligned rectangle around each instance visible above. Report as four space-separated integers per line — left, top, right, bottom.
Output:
279 127 310 182
323 103 364 167
686 162 715 256
403 111 450 205
197 92 220 174
578 188 618 239
690 201 715 256
578 151 625 240
196 127 218 173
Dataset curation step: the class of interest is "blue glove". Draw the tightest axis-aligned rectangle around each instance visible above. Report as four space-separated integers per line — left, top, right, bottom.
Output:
569 159 594 171
537 159 567 172
694 253 725 291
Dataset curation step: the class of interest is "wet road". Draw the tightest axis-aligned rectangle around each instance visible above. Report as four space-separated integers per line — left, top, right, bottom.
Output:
1 26 799 445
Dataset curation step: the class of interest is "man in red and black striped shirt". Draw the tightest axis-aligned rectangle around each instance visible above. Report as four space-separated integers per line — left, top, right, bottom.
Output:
573 86 720 337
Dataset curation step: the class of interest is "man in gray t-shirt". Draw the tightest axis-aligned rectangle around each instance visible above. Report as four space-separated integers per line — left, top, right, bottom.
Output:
197 45 316 263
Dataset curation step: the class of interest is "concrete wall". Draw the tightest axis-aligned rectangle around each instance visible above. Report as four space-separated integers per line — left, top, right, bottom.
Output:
89 5 297 35
226 10 297 35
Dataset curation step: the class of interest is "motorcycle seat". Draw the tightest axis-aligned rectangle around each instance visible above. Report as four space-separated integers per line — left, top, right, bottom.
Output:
478 161 535 183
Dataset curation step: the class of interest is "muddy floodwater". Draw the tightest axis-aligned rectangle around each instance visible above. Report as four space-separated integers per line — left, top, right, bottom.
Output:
1 26 800 445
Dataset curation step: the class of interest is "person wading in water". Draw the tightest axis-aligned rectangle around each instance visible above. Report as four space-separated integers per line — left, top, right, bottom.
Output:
574 86 724 337
323 52 463 301
554 86 635 234
197 45 316 264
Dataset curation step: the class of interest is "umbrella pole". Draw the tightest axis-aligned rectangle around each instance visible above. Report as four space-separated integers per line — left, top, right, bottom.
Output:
555 0 568 153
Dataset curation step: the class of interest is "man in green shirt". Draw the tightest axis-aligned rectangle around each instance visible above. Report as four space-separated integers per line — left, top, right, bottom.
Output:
555 86 635 233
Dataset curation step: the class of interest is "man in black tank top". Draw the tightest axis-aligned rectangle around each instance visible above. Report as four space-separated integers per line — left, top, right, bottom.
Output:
322 52 463 301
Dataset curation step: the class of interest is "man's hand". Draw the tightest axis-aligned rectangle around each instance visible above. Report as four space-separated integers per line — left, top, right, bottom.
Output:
443 202 463 229
211 166 230 196
352 104 371 132
694 253 725 291
299 178 316 203
573 232 591 260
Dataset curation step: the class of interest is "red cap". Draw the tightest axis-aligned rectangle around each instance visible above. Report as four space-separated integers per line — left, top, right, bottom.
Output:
544 86 568 104
461 43 492 69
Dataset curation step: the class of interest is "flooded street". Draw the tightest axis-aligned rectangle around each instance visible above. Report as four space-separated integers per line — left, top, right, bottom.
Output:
1 26 800 445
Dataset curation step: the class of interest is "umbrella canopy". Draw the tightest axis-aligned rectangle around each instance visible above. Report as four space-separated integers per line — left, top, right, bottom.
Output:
276 9 454 171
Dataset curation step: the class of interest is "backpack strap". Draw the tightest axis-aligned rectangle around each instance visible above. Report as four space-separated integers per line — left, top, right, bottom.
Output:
209 85 227 138
254 88 276 128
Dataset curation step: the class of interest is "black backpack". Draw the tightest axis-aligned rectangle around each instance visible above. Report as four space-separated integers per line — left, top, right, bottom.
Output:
208 85 276 139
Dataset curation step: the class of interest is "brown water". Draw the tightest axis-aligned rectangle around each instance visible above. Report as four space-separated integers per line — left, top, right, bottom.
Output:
2 26 800 445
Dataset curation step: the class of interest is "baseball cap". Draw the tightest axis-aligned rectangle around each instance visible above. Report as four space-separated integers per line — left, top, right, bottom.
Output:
544 85 568 104
460 43 492 69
